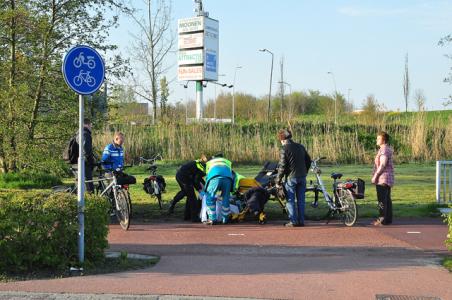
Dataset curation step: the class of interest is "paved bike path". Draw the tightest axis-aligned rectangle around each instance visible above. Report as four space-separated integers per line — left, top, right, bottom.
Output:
0 219 450 300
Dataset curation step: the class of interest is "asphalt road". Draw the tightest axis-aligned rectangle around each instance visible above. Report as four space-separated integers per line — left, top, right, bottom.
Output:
0 218 450 300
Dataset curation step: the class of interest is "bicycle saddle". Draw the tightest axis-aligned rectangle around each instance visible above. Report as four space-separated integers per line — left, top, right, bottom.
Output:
331 173 343 180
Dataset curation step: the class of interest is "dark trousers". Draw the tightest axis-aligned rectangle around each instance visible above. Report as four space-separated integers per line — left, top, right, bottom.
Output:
73 164 94 193
376 184 392 224
172 174 200 221
85 165 94 193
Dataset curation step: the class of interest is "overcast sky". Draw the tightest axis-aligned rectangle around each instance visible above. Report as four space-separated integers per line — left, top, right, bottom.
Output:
108 0 452 111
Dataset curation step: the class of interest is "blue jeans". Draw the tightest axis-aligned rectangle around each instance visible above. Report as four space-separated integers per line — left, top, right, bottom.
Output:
285 176 307 224
206 177 232 223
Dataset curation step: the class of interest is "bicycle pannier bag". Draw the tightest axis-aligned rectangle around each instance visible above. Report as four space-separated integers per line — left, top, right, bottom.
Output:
352 178 365 199
63 135 79 164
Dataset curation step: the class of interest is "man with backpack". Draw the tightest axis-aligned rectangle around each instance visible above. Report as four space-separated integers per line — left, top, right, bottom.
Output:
63 118 96 193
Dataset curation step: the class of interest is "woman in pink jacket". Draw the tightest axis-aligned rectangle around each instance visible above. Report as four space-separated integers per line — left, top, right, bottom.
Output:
371 131 394 226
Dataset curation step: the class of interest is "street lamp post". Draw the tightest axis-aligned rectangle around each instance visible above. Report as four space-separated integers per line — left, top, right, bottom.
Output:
347 88 352 110
327 71 338 125
259 49 274 122
232 66 242 124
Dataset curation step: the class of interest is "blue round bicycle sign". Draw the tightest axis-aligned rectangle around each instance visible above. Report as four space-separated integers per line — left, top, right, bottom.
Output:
62 45 105 95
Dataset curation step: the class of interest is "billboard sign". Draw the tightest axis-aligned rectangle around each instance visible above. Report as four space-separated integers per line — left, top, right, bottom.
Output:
178 17 203 33
178 16 219 81
178 49 203 65
178 32 204 49
178 66 203 81
203 17 219 81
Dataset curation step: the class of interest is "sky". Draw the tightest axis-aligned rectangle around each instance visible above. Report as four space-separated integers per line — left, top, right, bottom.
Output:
108 0 452 111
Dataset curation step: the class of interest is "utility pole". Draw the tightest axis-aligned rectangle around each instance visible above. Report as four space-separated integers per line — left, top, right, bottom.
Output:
259 48 274 122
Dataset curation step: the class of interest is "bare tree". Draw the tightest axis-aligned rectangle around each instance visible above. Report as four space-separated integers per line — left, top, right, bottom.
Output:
439 34 452 107
403 53 410 112
413 89 426 112
127 0 174 124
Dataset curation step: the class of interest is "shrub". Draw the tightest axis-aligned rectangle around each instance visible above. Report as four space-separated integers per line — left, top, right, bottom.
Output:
0 172 62 189
0 191 109 272
446 211 452 251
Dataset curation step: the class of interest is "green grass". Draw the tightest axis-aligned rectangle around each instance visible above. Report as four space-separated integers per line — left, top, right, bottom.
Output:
442 257 452 272
294 110 452 126
115 162 444 222
0 256 159 282
0 172 62 189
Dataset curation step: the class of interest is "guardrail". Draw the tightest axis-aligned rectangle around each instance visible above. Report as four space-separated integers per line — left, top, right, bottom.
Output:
436 161 452 203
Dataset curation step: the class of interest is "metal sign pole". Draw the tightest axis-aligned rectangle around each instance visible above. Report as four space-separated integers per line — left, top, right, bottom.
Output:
196 81 203 120
77 94 85 263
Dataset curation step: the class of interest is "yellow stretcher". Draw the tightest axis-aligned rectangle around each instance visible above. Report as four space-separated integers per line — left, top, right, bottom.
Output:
230 178 267 224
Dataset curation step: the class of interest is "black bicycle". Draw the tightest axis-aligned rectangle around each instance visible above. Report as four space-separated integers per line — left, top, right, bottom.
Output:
141 155 166 209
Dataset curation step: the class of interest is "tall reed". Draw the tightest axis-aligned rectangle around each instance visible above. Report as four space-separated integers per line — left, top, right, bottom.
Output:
94 114 452 164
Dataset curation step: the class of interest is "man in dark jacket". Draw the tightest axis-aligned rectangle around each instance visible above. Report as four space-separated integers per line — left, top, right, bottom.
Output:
74 118 96 193
276 129 311 227
168 155 207 222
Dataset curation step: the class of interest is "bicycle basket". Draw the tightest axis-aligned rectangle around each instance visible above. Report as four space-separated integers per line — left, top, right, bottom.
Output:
352 178 365 199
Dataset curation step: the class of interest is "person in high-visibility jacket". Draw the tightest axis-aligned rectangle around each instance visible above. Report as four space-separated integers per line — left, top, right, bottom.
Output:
168 154 207 222
204 155 233 224
232 171 246 194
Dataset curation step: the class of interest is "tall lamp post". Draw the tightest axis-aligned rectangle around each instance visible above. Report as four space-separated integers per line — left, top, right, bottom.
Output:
259 48 274 122
347 88 352 110
232 66 242 124
327 71 338 125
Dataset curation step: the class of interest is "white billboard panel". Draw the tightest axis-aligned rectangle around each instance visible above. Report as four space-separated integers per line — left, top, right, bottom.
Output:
178 17 203 34
178 66 203 81
178 32 204 49
178 49 203 65
203 18 219 81
177 16 219 81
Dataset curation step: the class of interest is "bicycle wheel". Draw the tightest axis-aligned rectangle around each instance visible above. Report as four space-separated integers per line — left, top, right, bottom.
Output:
156 193 163 209
115 189 131 230
337 189 357 226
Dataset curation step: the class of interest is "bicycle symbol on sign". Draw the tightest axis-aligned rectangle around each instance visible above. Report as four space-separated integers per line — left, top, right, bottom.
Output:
73 70 96 87
73 52 96 69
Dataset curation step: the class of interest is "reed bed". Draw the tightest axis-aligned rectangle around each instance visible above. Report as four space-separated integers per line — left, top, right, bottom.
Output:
94 115 452 164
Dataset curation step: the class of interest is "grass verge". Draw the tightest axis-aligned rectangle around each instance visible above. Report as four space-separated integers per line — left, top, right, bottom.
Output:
442 257 452 272
0 256 159 282
123 162 442 222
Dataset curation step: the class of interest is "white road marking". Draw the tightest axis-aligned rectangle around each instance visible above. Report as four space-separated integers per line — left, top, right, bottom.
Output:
407 231 421 234
228 233 245 236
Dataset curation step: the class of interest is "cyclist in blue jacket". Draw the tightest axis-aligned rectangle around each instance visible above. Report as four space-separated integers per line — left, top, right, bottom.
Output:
102 132 136 185
102 132 125 170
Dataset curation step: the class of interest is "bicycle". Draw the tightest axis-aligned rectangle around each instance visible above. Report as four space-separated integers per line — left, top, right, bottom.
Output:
307 157 359 226
141 155 166 209
268 157 362 226
52 165 134 230
73 70 96 87
96 167 133 230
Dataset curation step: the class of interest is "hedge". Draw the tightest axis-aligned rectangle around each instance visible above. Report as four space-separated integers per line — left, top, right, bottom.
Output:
446 211 452 252
0 191 109 272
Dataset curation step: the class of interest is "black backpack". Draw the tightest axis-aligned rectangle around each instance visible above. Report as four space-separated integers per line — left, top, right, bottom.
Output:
63 135 79 164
